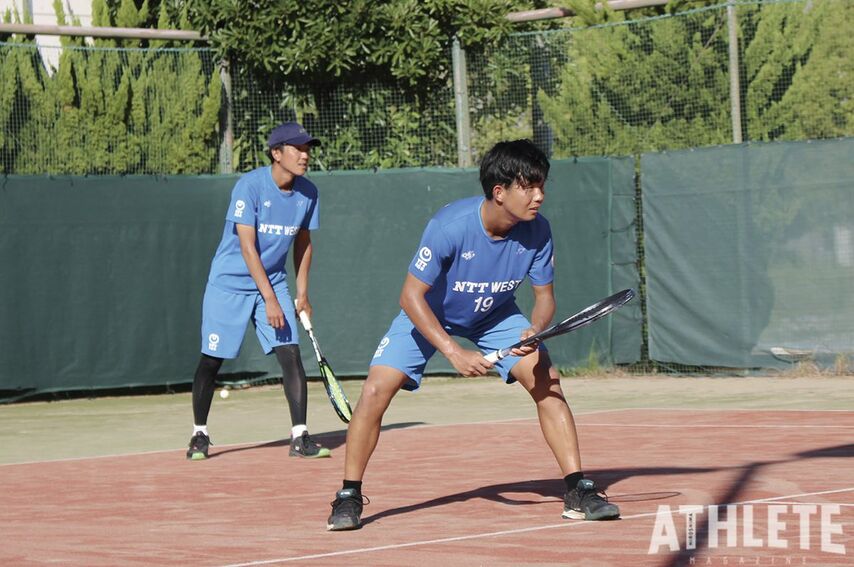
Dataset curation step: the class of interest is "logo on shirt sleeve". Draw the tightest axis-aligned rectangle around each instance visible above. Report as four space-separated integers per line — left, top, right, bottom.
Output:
234 200 246 218
414 247 432 271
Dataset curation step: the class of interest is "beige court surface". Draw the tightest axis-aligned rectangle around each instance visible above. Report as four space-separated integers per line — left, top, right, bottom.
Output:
1 373 852 465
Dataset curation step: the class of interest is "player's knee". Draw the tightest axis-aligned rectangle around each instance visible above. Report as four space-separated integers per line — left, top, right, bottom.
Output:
361 381 391 403
198 353 223 373
525 368 563 400
274 344 300 362
275 344 306 377
360 375 403 409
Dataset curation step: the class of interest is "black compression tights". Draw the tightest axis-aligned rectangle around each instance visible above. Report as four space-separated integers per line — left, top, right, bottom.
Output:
192 353 223 425
191 346 308 427
275 344 308 426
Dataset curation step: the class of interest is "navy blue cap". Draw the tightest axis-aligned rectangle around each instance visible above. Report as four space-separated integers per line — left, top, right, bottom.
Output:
267 122 321 148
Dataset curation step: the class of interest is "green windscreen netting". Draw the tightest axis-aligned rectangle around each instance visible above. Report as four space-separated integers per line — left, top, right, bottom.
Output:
642 138 854 369
0 157 638 400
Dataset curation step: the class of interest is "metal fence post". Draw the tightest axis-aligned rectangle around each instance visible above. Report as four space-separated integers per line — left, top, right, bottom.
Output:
452 36 473 168
727 2 743 144
219 58 234 174
531 34 554 157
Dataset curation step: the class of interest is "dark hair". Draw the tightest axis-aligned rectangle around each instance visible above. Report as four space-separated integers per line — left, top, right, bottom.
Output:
266 143 286 163
479 139 550 199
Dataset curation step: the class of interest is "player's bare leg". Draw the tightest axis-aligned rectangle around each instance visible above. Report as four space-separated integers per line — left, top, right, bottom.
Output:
511 350 582 474
512 350 619 521
344 365 408 480
328 365 407 531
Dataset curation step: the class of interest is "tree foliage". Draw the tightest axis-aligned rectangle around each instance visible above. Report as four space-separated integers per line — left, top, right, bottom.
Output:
185 0 549 89
537 0 853 157
741 0 853 141
183 0 553 171
1 0 850 173
0 0 221 174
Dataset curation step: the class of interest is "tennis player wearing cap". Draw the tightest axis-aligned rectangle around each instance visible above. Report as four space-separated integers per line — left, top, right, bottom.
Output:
186 122 331 460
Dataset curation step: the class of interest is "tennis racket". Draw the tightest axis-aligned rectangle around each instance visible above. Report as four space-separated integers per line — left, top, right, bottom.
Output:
295 302 353 423
484 288 636 363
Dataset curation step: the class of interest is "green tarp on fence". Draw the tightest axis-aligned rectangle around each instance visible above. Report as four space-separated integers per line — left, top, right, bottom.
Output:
0 157 639 400
642 138 854 368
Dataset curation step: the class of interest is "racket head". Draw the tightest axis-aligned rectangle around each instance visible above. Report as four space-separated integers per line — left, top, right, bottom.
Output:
487 288 635 362
517 288 636 349
318 357 352 423
540 288 635 341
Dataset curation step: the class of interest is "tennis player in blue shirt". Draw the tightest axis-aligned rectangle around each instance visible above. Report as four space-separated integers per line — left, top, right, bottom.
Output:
186 122 330 460
327 139 619 530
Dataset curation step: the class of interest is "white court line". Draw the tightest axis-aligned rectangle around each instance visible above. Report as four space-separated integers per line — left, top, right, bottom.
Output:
619 407 854 413
0 408 615 467
578 423 854 429
2 407 850 467
222 487 854 567
766 502 854 508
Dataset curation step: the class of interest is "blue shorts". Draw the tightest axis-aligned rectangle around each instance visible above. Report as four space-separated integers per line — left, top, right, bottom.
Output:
370 308 546 391
200 283 298 359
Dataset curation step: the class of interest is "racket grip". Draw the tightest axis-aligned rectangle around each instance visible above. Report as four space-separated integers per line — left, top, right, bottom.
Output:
294 300 313 331
484 351 501 364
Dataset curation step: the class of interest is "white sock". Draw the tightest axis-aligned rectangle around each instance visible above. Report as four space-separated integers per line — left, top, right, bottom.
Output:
193 425 209 436
291 424 307 439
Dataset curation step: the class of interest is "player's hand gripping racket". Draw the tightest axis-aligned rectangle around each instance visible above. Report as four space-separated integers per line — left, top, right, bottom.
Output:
484 288 636 363
295 302 353 423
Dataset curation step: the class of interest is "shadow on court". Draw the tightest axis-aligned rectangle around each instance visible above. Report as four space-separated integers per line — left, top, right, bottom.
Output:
360 466 713 526
662 442 854 567
363 441 853 531
209 421 427 458
797 443 854 459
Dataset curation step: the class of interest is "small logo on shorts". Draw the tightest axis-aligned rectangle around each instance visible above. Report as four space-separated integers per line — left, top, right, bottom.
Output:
462 250 475 261
414 247 432 271
373 337 390 359
208 333 220 351
234 200 246 218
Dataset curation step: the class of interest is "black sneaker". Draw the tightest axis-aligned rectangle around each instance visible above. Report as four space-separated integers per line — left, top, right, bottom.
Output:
562 479 620 520
327 488 369 531
186 432 211 460
289 431 331 458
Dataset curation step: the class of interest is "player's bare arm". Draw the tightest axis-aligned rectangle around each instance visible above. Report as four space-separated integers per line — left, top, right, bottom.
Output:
511 282 556 357
399 273 494 377
236 223 285 329
292 228 313 319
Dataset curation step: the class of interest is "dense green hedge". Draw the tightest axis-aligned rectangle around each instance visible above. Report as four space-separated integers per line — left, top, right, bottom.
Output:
1 0 850 174
0 0 220 174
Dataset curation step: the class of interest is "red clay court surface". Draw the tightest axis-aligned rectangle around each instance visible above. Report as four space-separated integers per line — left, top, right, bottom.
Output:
2 408 852 566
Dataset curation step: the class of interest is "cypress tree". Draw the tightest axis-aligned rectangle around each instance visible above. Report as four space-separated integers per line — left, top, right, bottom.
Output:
744 0 853 141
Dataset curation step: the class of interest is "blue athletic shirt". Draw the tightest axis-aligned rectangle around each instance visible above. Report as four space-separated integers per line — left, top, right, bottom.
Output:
408 195 554 328
207 166 319 293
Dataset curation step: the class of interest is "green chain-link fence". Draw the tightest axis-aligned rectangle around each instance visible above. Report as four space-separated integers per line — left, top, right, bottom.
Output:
226 68 458 172
0 42 221 174
1 0 850 175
